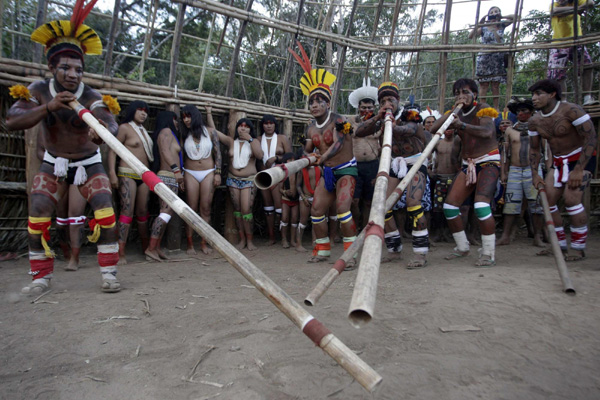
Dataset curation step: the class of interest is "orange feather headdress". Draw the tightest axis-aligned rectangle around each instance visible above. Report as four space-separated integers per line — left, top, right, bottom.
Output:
288 41 336 102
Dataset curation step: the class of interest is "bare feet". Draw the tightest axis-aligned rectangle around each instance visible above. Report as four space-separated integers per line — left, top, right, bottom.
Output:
246 241 257 251
496 236 510 246
187 246 197 256
65 257 80 270
235 240 247 250
157 248 170 260
295 245 307 252
282 238 290 249
307 255 329 263
145 249 162 262
267 236 276 246
200 243 213 255
406 254 427 269
533 234 545 248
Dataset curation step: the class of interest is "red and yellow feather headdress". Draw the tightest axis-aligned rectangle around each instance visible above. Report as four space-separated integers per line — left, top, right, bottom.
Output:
288 41 336 102
31 0 102 63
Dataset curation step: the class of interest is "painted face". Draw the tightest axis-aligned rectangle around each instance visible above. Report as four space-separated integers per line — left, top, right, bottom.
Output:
50 56 83 92
454 86 477 107
379 95 399 114
531 90 554 110
424 116 436 132
499 120 512 132
309 95 329 118
182 113 192 129
263 121 276 135
516 108 532 122
358 100 375 118
238 122 250 137
134 108 148 125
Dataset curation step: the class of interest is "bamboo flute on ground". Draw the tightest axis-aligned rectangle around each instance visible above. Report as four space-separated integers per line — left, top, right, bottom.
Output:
68 100 382 392
536 186 576 295
305 104 463 309
254 155 317 190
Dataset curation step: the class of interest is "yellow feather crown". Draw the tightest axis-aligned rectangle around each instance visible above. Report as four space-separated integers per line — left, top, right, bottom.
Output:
288 41 336 101
31 21 102 57
476 107 499 119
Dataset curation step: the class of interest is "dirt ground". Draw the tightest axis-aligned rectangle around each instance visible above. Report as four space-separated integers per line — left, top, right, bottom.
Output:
1 230 600 400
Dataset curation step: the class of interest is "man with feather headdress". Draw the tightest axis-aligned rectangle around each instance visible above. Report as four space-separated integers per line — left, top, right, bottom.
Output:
6 0 121 294
289 42 358 265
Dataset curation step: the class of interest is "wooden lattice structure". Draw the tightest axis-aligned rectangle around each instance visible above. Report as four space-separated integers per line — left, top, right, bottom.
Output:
1 0 599 251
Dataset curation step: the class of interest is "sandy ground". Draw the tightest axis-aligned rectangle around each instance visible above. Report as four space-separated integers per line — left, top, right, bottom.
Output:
1 231 600 400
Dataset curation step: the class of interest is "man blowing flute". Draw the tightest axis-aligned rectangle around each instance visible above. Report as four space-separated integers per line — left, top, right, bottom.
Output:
6 0 122 294
430 78 500 267
528 79 597 261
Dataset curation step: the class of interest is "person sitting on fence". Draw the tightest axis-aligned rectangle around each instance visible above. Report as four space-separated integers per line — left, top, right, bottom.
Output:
528 79 597 261
181 105 222 255
430 78 500 267
257 114 292 245
469 6 515 110
217 118 263 251
6 0 121 294
107 101 152 264
548 0 598 106
145 111 184 262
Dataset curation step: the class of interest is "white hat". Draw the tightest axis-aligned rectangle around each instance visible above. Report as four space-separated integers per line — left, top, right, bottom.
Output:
420 106 441 121
348 78 379 108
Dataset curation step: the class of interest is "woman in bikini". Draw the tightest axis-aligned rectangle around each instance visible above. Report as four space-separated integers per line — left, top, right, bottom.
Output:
217 118 263 250
181 105 222 255
257 115 292 245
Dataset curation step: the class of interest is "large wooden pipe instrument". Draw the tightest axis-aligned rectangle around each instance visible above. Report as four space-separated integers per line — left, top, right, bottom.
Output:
69 100 382 391
305 104 463 310
536 186 576 295
255 155 317 190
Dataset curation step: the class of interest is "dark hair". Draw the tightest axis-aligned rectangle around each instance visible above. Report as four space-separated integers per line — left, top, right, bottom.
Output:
121 101 149 124
528 79 562 101
234 118 255 140
309 92 330 104
453 78 479 95
281 152 295 163
180 105 206 140
423 115 436 125
48 47 84 68
260 114 279 135
151 111 179 172
358 98 375 106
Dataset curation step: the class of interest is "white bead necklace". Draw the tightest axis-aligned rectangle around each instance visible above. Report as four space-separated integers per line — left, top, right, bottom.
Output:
540 101 560 118
315 111 331 129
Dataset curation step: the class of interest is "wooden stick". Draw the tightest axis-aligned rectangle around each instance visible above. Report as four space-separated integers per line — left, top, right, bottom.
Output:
68 100 382 392
305 105 462 308
537 187 576 295
254 156 317 190
347 111 394 327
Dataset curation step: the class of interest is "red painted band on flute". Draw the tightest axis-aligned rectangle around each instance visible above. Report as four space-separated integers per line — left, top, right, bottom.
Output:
364 221 385 240
302 318 332 346
332 259 347 274
546 221 555 226
280 164 290 181
142 171 162 191
77 108 91 119
376 171 390 179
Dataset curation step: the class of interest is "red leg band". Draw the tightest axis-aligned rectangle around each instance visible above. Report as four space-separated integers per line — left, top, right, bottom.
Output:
98 252 119 267
30 258 54 279
119 215 134 224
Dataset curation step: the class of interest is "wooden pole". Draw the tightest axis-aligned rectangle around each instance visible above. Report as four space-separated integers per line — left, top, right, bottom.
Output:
279 0 305 109
32 0 47 64
504 0 524 106
103 0 121 77
215 0 234 58
331 0 359 111
572 0 580 104
68 99 383 392
437 0 453 112
384 0 404 80
537 188 576 295
255 156 317 190
364 0 384 79
198 13 216 92
169 3 187 88
225 0 254 99
139 0 158 82
471 0 482 80
305 105 463 307
347 111 394 328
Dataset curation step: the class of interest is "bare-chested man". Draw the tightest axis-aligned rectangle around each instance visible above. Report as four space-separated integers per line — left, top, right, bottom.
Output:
258 114 292 245
6 6 121 294
497 98 545 246
356 83 431 269
108 101 153 264
289 43 358 263
528 79 597 261
145 111 184 261
430 127 460 242
431 78 500 267
348 79 381 229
